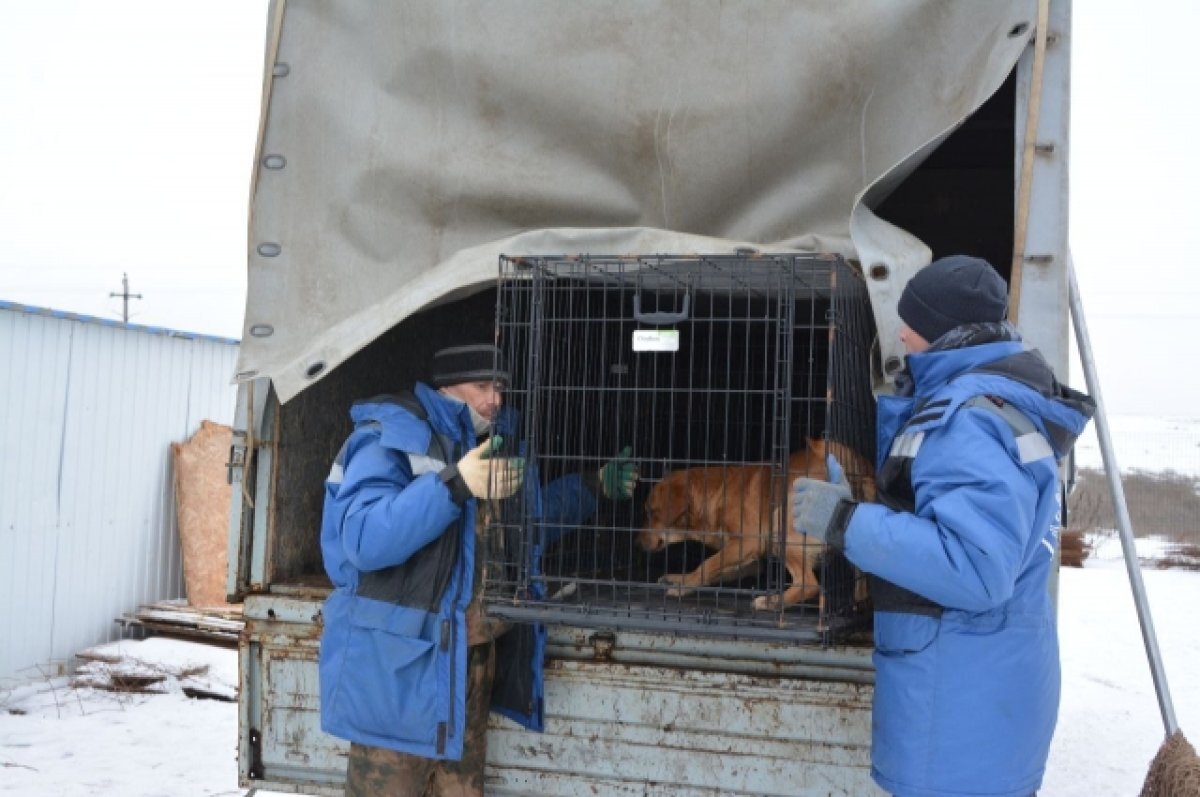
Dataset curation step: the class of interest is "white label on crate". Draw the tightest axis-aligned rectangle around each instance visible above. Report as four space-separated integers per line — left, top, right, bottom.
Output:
632 329 679 352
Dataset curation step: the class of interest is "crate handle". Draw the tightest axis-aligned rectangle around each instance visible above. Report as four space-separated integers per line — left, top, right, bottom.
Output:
633 293 689 326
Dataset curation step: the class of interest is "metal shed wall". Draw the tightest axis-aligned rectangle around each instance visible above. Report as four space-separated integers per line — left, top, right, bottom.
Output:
0 302 239 683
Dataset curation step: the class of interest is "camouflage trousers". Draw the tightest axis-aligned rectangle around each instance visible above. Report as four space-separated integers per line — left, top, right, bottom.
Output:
345 642 495 797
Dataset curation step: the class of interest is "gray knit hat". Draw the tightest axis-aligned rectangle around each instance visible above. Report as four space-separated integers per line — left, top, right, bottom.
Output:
898 255 1008 343
430 344 510 388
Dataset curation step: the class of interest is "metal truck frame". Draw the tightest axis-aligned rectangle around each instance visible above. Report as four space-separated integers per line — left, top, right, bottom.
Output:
227 2 1072 794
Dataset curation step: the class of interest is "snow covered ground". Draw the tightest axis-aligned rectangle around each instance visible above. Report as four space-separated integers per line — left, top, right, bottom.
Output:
1044 562 1200 795
2 565 1197 796
0 638 243 796
2 415 1196 795
1074 415 1200 477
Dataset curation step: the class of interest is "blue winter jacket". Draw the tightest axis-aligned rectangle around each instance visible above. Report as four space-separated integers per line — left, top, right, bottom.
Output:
840 341 1093 797
318 383 597 760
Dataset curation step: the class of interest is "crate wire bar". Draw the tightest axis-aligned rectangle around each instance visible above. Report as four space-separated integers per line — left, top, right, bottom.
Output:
485 254 875 644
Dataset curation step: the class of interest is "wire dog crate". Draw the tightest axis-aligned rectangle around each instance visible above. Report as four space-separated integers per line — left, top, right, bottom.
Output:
484 254 876 643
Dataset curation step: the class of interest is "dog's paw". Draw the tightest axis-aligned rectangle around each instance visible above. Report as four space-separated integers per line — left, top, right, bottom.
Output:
753 594 783 611
658 574 693 598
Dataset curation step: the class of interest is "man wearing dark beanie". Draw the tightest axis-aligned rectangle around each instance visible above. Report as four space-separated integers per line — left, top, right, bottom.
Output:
896 254 1010 349
791 255 1096 797
317 341 637 796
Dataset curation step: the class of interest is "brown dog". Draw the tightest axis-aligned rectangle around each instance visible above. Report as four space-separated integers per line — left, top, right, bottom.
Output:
637 439 875 611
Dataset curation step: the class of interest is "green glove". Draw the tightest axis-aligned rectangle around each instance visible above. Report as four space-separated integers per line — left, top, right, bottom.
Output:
599 445 638 500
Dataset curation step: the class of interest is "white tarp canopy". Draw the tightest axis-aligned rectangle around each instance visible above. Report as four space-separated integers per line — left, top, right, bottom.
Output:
241 0 1036 402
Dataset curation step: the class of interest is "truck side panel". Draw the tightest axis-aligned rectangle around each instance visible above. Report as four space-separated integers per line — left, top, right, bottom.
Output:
489 659 876 796
239 597 877 795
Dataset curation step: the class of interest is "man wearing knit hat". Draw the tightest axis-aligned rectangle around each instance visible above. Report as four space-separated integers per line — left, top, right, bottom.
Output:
896 254 1011 353
791 255 1095 797
318 342 637 796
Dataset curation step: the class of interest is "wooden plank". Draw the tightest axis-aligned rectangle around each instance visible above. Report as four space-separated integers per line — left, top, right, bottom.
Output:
115 600 246 647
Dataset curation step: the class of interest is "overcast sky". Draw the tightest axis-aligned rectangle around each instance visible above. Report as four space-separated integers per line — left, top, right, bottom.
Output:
0 1 263 341
1 1 1197 417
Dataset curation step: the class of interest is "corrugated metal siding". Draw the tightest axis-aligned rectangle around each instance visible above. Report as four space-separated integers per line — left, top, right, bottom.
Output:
0 304 239 682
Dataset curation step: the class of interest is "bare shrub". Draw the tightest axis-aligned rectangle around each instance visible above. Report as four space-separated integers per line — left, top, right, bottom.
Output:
1066 468 1200 568
1059 529 1088 568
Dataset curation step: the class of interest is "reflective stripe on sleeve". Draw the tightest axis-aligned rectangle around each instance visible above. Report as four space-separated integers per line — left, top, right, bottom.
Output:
889 431 925 459
1016 432 1054 464
408 454 447 476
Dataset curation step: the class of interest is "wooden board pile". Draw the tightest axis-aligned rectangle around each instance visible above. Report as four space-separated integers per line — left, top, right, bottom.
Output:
71 636 238 701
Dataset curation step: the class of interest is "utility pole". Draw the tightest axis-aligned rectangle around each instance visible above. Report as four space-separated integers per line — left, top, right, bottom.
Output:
109 272 143 323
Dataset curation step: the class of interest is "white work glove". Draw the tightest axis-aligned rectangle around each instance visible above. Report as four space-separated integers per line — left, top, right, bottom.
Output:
440 435 524 503
791 453 856 549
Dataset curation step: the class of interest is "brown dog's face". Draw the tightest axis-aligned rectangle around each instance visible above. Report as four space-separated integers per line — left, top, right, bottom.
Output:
637 474 691 551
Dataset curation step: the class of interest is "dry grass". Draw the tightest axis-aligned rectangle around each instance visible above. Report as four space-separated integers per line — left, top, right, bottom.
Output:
1154 543 1200 571
1065 468 1200 568
1060 529 1089 568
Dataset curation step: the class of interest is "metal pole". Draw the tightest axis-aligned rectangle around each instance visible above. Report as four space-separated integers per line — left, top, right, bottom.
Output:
1067 256 1178 737
109 272 142 323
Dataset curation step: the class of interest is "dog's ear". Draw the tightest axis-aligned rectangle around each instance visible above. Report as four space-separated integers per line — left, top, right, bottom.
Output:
644 475 688 528
804 438 832 481
662 475 691 528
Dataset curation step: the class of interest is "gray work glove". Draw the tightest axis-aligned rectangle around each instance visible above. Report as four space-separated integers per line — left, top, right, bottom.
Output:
598 445 638 500
440 435 524 504
791 453 856 548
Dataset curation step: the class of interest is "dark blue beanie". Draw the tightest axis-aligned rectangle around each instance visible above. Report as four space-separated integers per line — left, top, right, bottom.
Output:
430 344 510 388
897 255 1008 343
